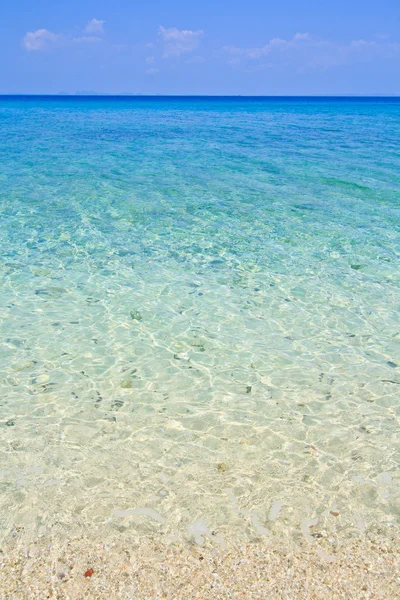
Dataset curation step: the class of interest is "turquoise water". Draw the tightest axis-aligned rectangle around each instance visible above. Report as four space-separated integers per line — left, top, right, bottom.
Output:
0 97 399 547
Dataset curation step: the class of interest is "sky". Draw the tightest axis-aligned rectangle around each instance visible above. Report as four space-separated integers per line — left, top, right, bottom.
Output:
1 0 400 95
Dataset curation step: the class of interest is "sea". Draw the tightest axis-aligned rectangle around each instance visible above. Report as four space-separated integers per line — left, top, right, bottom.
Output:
0 96 399 548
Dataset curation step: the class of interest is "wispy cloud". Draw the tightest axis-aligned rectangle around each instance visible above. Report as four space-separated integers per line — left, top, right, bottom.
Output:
224 32 310 61
185 55 205 64
71 35 103 45
224 33 400 70
159 26 204 57
22 26 103 52
307 38 400 69
84 18 105 35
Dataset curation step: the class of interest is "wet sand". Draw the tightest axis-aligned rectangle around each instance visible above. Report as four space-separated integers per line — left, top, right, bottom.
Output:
1 525 399 599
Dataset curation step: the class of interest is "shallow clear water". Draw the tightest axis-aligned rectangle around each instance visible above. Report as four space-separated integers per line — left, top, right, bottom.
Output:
0 97 399 547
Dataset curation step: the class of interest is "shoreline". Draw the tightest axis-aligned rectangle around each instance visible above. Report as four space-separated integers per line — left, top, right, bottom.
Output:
1 525 399 599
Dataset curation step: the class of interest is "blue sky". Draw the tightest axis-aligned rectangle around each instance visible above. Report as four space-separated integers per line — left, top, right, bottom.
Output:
1 0 400 95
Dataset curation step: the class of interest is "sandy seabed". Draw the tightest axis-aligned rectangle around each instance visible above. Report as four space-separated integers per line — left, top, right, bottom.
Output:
1 525 399 600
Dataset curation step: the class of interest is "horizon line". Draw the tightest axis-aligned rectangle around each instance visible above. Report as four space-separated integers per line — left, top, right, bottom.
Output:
1 94 400 98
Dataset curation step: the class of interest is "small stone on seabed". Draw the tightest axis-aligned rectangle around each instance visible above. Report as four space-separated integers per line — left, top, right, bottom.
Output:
36 374 49 384
12 361 35 372
120 380 133 388
130 311 142 321
217 462 228 472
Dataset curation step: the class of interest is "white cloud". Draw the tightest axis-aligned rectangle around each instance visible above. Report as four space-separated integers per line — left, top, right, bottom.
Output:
146 56 156 64
84 18 105 35
146 67 159 74
22 29 60 51
159 25 204 57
